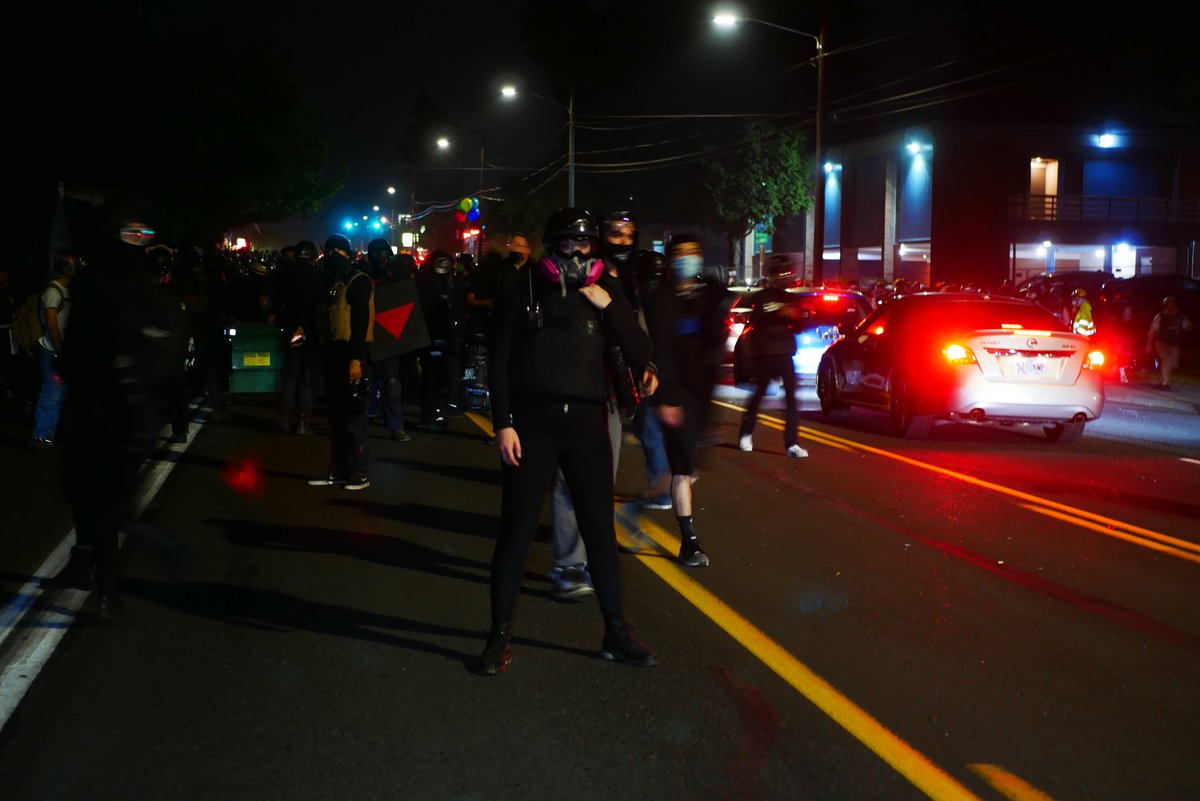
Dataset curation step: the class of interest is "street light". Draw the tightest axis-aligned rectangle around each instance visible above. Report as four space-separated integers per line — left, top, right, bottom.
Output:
713 12 827 285
500 84 576 206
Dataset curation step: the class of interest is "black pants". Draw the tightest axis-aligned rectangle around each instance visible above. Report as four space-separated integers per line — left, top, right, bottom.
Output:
149 373 189 439
322 343 369 478
419 348 446 424
739 353 798 448
371 353 406 432
279 341 317 426
490 399 622 623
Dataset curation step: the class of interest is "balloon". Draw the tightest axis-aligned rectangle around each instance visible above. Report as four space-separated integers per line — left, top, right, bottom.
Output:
458 198 473 213
455 210 467 223
467 207 480 222
471 197 480 210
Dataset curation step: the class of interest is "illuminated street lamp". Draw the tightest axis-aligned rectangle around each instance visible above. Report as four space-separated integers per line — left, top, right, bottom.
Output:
500 84 576 206
714 11 827 284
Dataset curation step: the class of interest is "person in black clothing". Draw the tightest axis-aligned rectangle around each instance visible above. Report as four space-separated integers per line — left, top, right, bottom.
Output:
364 237 412 442
140 244 189 444
307 234 374 491
276 240 323 434
480 208 659 675
643 234 733 568
737 254 808 458
44 192 159 619
414 249 462 431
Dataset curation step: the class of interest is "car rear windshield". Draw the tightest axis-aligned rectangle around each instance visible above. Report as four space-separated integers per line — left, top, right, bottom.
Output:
792 295 869 327
907 300 1068 333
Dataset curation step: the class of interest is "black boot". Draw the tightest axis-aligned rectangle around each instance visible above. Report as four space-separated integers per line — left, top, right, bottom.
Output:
478 622 512 676
601 617 657 667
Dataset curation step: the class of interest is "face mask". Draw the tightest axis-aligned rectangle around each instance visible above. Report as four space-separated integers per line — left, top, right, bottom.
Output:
670 254 703 282
324 251 350 278
538 253 604 294
606 243 634 265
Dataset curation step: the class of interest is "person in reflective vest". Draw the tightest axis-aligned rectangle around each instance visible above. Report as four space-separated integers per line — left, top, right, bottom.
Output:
1071 288 1095 337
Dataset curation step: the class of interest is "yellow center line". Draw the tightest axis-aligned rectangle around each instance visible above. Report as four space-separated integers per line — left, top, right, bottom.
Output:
712 399 1200 561
968 764 1060 801
464 412 1049 799
614 510 987 801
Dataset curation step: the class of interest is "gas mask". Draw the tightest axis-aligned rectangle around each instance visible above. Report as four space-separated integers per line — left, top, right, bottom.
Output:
539 246 604 295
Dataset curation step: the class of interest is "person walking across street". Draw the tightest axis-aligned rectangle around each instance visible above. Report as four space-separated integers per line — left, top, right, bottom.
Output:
307 234 374 491
1147 295 1193 390
738 254 807 458
481 208 659 675
643 234 734 568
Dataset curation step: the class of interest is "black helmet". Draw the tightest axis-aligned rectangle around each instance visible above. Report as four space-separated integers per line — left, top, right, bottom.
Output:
53 251 85 276
633 249 667 288
427 249 454 275
295 240 318 261
542 208 599 254
602 210 639 244
367 238 391 257
323 234 352 257
144 244 175 277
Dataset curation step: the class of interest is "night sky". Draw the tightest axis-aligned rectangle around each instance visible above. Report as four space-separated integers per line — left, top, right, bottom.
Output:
37 0 1183 252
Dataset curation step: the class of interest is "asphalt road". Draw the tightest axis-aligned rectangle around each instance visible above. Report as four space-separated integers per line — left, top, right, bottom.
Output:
0 386 1197 801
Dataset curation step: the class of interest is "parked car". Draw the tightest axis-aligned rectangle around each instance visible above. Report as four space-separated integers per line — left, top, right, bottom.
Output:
733 289 872 383
816 293 1105 442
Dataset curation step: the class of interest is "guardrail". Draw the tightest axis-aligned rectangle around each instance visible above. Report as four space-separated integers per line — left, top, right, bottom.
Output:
1011 194 1200 224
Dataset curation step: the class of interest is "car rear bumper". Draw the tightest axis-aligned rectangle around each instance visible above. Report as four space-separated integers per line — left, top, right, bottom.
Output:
944 370 1105 423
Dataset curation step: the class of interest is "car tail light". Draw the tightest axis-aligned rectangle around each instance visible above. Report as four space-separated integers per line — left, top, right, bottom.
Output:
1084 349 1105 369
943 343 977 365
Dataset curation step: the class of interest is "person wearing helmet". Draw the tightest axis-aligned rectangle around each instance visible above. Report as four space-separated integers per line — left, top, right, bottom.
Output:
1070 287 1096 337
481 207 659 675
365 238 393 282
738 254 807 459
276 240 323 434
363 237 412 442
1146 295 1193 389
307 234 375 490
642 234 735 568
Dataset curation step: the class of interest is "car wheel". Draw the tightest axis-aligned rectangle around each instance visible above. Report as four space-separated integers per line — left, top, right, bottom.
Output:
817 359 849 416
889 374 933 439
1044 421 1084 444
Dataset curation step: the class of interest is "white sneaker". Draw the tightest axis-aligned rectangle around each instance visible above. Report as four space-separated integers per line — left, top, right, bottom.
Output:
739 435 753 452
786 445 809 459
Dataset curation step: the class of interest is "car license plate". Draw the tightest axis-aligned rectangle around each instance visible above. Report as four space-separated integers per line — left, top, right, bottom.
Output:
243 353 271 367
1014 359 1044 376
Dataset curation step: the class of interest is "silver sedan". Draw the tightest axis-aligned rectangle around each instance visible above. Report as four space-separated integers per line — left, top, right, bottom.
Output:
816 293 1105 443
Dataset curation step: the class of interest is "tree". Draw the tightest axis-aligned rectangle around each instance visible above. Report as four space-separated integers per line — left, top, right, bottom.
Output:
17 19 339 250
692 121 813 267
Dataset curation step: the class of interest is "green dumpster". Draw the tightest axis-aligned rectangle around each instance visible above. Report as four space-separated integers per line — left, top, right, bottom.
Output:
226 323 284 393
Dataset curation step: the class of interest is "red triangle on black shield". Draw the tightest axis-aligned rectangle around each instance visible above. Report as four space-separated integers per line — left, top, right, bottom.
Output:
377 303 414 339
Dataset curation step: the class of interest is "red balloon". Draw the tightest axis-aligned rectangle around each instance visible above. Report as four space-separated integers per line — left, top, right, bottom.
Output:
455 210 467 223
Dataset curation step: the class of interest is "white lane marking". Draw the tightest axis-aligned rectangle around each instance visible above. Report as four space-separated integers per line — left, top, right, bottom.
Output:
1180 458 1200 466
0 413 203 731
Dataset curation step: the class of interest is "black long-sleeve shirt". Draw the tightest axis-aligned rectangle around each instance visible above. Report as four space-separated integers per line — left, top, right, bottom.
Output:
489 271 652 429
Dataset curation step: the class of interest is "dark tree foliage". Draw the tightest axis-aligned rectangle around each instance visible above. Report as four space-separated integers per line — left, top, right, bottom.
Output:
17 8 338 251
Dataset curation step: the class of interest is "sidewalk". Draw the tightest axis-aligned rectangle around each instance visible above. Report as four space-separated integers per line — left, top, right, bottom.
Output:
1102 369 1200 415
